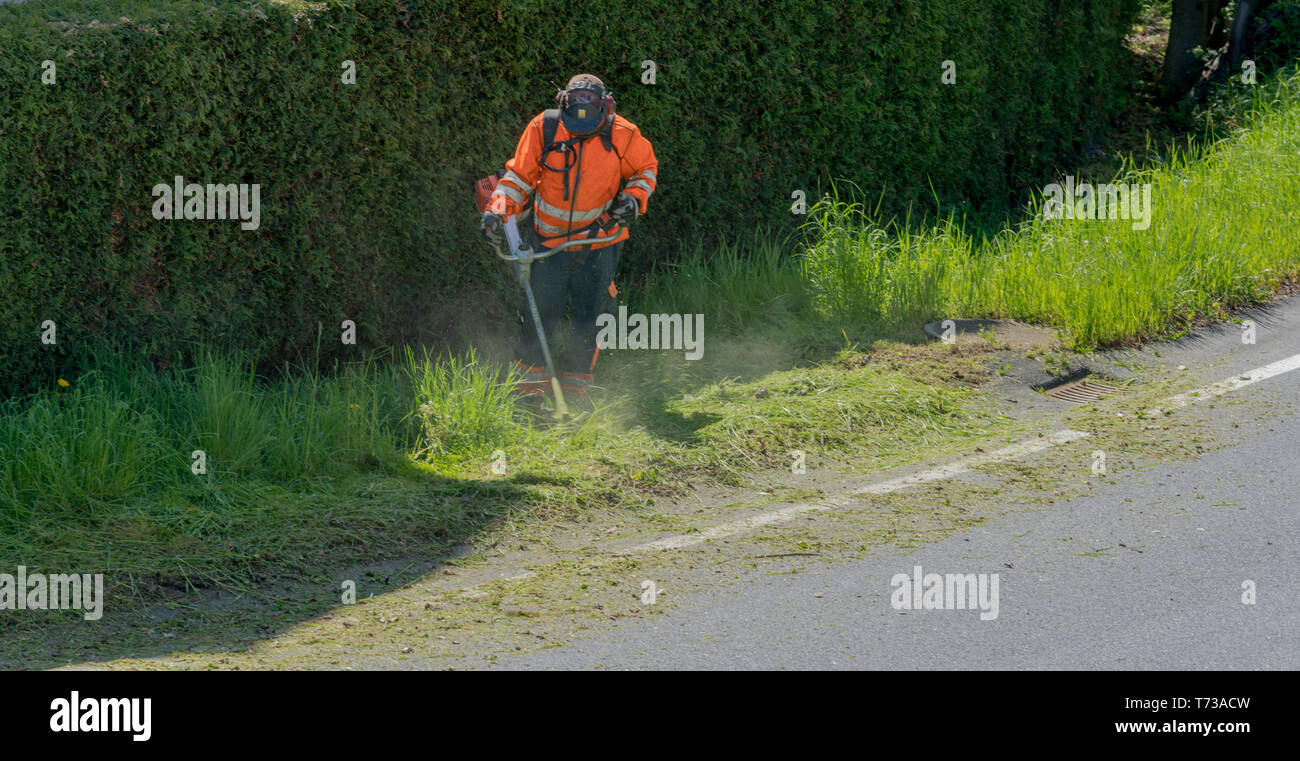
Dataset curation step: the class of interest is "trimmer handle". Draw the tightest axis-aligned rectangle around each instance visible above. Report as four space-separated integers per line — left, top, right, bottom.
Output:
492 230 623 264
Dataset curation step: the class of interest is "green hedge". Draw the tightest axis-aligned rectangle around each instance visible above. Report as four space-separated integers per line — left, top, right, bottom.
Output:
1257 0 1300 71
0 0 1141 395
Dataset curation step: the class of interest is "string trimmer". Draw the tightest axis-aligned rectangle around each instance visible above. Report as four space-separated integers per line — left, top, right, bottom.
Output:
490 228 622 420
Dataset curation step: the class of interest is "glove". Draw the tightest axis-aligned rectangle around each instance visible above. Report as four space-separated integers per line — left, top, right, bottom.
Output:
480 211 505 250
611 193 638 227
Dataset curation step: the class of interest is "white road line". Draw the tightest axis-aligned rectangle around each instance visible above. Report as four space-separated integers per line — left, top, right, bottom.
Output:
849 429 1091 495
625 351 1300 554
626 430 1091 552
1147 351 1300 416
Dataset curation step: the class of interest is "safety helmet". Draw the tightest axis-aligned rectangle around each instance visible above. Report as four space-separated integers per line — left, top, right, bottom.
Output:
557 73 612 136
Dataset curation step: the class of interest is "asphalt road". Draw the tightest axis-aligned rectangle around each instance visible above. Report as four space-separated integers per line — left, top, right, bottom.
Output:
489 300 1300 670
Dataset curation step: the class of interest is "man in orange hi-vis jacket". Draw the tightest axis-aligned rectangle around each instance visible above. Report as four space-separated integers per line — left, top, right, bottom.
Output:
480 73 658 400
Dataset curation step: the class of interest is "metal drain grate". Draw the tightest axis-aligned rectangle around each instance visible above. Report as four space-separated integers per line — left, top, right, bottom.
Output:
1043 379 1124 402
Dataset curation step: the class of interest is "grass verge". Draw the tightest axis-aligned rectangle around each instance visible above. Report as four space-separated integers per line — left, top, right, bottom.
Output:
3 67 1298 647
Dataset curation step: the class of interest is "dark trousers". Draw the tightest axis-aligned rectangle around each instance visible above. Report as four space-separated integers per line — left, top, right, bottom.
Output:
516 243 621 374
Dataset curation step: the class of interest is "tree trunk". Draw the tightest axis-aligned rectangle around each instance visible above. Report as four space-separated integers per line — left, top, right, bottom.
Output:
1229 0 1277 68
1162 0 1218 95
1183 0 1278 102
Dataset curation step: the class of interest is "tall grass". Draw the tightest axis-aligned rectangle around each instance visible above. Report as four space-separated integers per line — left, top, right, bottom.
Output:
0 342 536 608
799 71 1300 347
637 228 810 336
401 346 521 462
0 373 169 525
800 196 962 331
0 346 521 530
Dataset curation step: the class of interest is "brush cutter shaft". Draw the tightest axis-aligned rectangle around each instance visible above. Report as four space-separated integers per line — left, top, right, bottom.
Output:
490 233 621 420
516 265 569 417
488 230 619 419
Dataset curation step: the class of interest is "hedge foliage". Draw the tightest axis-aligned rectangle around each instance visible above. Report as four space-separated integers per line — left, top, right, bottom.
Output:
0 0 1142 394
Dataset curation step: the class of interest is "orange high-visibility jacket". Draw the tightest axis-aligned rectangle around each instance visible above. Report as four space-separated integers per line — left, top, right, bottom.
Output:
487 112 658 250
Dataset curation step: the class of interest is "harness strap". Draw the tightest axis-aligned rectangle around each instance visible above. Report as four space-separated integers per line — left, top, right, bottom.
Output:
536 109 620 247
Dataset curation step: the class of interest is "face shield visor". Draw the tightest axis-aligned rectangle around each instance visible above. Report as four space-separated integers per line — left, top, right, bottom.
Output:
560 87 606 135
